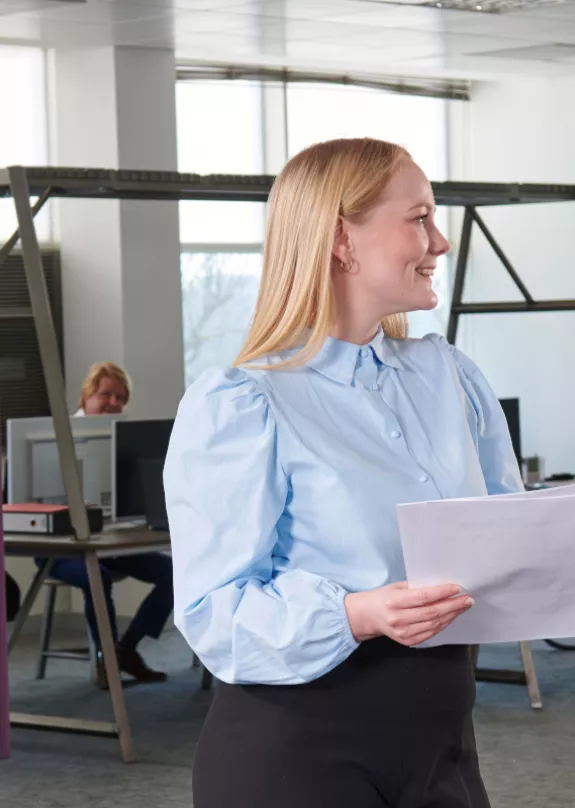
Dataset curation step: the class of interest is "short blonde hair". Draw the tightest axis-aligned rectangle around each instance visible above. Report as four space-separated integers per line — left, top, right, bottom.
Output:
79 362 131 410
235 137 410 369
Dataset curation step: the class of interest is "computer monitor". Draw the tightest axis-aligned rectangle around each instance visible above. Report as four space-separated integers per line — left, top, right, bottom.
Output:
138 457 169 531
111 419 174 521
498 398 522 465
6 414 125 508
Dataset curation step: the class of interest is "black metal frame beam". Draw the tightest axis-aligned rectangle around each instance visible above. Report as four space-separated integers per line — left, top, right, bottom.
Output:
2 166 575 340
446 204 575 344
2 167 575 206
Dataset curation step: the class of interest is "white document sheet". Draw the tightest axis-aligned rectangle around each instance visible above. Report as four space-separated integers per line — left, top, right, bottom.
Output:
396 487 575 646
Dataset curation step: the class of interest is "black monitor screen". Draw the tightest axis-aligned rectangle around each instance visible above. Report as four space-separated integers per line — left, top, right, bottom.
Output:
114 419 174 519
498 398 522 464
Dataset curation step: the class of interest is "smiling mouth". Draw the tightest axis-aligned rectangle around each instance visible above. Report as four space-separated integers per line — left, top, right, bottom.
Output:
415 267 435 277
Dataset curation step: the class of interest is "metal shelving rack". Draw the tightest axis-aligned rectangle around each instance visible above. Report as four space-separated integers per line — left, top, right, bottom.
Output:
3 165 575 345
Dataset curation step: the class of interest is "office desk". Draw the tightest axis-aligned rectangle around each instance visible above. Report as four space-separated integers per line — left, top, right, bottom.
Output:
5 524 170 762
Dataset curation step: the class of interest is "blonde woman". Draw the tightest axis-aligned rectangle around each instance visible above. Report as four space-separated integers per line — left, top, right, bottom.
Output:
75 361 131 416
164 139 522 807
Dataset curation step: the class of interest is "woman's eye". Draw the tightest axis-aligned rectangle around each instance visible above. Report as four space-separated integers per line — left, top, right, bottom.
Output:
416 214 429 225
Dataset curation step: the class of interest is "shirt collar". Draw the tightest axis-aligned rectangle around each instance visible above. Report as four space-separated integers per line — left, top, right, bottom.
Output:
306 326 404 385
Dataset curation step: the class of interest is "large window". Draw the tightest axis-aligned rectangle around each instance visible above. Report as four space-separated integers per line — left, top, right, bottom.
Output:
176 78 451 384
177 80 265 245
181 250 262 386
287 84 446 180
0 47 50 243
177 80 265 385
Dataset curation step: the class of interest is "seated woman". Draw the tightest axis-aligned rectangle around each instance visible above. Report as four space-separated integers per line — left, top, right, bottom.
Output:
38 362 173 687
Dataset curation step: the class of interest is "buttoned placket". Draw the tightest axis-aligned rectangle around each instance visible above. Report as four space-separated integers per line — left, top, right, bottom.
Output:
353 346 439 493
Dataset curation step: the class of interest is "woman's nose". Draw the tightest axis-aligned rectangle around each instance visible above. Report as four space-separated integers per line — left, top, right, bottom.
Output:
430 226 450 257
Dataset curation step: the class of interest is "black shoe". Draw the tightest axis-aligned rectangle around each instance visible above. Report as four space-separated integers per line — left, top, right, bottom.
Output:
117 647 168 683
95 649 167 689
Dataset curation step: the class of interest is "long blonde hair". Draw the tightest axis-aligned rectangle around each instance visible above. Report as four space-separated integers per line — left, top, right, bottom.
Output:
234 137 410 368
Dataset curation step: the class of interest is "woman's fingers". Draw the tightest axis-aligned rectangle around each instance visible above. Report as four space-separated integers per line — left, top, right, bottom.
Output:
345 582 473 644
387 594 474 630
392 607 471 646
386 582 463 610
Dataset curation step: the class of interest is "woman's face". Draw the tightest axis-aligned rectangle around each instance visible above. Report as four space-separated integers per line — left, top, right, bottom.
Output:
83 376 127 415
334 158 450 320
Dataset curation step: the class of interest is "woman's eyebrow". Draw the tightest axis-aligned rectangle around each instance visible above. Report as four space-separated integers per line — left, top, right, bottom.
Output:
408 202 435 213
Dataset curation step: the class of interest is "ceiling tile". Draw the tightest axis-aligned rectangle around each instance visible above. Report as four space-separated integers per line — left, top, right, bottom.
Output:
9 2 166 24
159 9 245 33
100 0 251 10
110 17 176 44
0 17 115 48
520 2 575 19
248 0 363 21
0 13 42 40
0 0 54 12
471 41 575 60
0 0 575 81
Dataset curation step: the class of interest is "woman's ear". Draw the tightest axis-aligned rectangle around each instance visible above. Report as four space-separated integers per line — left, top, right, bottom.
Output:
332 216 351 267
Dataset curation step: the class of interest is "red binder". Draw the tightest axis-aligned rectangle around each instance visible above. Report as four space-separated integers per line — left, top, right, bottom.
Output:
2 503 103 536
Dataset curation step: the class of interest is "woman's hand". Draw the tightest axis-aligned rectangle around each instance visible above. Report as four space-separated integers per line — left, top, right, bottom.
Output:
345 582 473 647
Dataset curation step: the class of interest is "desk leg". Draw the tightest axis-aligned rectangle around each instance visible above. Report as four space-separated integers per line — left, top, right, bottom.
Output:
470 644 480 669
85 552 136 763
8 559 52 654
519 641 542 710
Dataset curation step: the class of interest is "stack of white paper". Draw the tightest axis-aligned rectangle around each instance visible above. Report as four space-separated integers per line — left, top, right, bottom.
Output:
396 484 575 646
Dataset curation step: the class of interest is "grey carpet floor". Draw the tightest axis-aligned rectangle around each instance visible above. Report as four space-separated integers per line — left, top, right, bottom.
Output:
2 619 575 807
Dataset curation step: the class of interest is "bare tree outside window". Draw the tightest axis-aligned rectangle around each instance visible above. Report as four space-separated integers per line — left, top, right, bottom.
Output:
181 252 262 386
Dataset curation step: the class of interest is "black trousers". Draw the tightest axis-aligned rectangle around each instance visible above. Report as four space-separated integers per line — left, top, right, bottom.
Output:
193 638 490 808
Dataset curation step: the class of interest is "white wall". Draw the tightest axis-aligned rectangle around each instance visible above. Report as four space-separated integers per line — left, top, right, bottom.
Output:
448 77 575 477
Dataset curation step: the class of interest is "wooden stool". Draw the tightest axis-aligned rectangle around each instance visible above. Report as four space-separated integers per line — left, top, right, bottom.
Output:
37 577 214 690
35 578 97 681
472 641 542 710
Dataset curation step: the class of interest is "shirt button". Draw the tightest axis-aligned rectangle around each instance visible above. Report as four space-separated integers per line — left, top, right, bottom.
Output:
361 348 369 358
390 429 401 439
419 474 429 483
371 383 379 392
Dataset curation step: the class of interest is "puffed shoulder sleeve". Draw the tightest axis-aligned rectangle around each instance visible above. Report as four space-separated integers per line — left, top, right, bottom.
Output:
439 338 524 495
163 367 359 685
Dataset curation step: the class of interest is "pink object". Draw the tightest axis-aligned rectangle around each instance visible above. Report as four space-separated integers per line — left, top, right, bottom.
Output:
0 449 10 758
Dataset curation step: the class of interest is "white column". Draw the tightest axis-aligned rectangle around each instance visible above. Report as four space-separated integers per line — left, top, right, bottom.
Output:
261 83 289 173
48 46 184 419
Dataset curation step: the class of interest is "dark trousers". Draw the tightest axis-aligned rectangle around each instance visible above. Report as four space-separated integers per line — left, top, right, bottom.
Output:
193 638 490 808
5 572 21 622
39 553 173 651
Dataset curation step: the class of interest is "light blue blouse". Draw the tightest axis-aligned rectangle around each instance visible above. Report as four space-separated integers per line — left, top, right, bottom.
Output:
164 330 523 685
